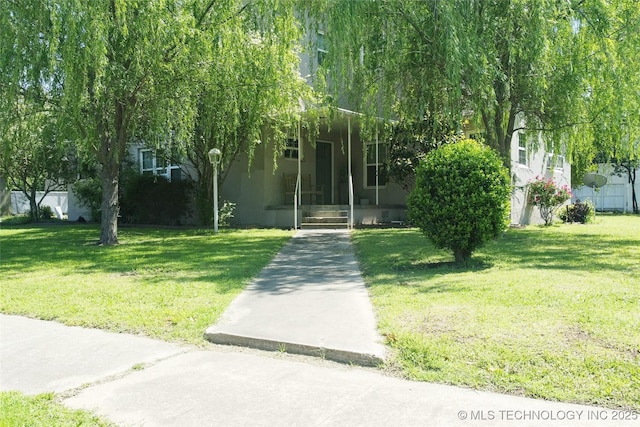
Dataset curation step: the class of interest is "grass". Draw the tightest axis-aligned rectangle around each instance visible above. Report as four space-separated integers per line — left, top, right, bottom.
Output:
352 215 640 411
0 392 115 427
0 224 292 345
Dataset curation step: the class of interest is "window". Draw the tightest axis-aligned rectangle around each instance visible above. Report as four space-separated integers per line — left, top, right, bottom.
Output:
517 132 528 166
317 31 327 66
364 142 388 188
548 153 565 171
139 149 181 181
283 139 299 159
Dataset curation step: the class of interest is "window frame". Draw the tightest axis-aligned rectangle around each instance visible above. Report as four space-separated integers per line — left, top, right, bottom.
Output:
548 153 566 171
317 30 327 66
363 141 388 189
283 138 300 160
139 148 181 181
517 132 528 166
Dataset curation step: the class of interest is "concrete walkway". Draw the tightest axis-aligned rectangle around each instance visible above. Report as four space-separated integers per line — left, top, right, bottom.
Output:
205 229 386 366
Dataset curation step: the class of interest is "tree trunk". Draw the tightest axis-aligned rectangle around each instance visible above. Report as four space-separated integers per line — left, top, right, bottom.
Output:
99 168 119 245
97 99 128 245
454 248 471 264
631 168 638 214
28 186 38 221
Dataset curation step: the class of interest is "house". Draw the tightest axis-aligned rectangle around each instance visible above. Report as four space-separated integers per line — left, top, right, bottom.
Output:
62 30 571 228
197 113 570 229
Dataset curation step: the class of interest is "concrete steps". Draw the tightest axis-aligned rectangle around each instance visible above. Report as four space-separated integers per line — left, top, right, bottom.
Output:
302 208 349 229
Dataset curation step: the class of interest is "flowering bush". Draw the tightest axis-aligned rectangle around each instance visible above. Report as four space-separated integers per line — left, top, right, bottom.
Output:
527 177 572 225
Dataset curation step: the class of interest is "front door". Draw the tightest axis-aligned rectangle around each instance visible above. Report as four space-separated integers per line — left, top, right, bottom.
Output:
316 141 332 204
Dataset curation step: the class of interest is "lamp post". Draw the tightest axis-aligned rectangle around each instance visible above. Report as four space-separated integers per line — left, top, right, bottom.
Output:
208 148 221 233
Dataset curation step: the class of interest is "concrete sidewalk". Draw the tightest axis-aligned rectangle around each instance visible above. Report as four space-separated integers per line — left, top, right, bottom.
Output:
2 315 634 427
205 229 386 366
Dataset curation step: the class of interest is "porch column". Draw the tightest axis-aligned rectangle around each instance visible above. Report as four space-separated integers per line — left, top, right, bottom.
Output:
297 119 302 206
348 116 354 228
375 127 379 206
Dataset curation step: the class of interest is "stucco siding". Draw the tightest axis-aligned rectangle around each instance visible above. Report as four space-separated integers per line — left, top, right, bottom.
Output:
510 128 571 225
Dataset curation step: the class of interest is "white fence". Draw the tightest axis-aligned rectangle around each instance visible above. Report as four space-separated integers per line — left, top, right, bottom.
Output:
11 191 68 217
572 166 639 212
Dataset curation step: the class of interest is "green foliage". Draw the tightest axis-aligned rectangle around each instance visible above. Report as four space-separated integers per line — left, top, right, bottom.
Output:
38 205 54 220
72 177 102 222
407 139 510 263
0 392 115 427
308 0 640 172
527 177 572 226
575 1 640 172
559 200 595 224
1 0 311 244
120 175 193 226
385 119 458 190
0 96 76 221
219 201 236 227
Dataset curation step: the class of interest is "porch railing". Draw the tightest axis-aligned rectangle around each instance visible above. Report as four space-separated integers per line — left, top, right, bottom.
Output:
293 174 300 229
348 174 354 229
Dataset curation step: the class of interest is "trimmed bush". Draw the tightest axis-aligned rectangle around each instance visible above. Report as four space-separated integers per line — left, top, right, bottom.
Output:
407 139 511 263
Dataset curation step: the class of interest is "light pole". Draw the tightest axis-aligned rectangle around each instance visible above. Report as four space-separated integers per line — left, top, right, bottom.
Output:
208 148 221 233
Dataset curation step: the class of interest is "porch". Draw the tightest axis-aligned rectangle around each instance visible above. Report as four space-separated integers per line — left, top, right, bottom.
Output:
219 107 410 228
263 204 407 229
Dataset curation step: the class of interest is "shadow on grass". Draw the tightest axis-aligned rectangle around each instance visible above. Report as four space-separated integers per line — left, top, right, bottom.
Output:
494 228 639 273
0 225 291 289
354 222 639 278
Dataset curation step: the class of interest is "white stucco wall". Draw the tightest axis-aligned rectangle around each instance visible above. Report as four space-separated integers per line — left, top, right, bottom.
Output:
510 130 572 226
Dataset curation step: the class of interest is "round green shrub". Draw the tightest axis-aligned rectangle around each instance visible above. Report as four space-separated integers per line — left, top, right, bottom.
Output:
407 139 511 263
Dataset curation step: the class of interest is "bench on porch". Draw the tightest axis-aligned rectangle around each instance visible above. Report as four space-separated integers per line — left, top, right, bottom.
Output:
283 173 324 205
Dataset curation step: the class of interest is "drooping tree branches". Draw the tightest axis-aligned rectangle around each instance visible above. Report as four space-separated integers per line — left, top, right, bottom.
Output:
307 0 640 180
2 0 312 242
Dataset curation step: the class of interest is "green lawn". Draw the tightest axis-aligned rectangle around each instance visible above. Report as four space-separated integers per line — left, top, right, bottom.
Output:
2 218 638 412
0 224 292 345
0 392 115 427
352 215 640 411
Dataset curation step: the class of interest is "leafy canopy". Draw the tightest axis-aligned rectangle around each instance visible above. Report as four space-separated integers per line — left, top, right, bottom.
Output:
1 0 311 241
307 0 640 176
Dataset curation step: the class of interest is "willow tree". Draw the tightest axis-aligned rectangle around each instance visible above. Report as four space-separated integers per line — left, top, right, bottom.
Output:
187 3 312 225
2 0 309 242
0 2 73 221
307 0 618 167
572 0 640 191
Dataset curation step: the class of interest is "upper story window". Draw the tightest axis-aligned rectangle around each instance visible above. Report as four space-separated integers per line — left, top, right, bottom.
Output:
283 138 299 159
317 31 327 66
139 149 181 181
548 153 566 171
517 132 528 166
364 142 388 188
